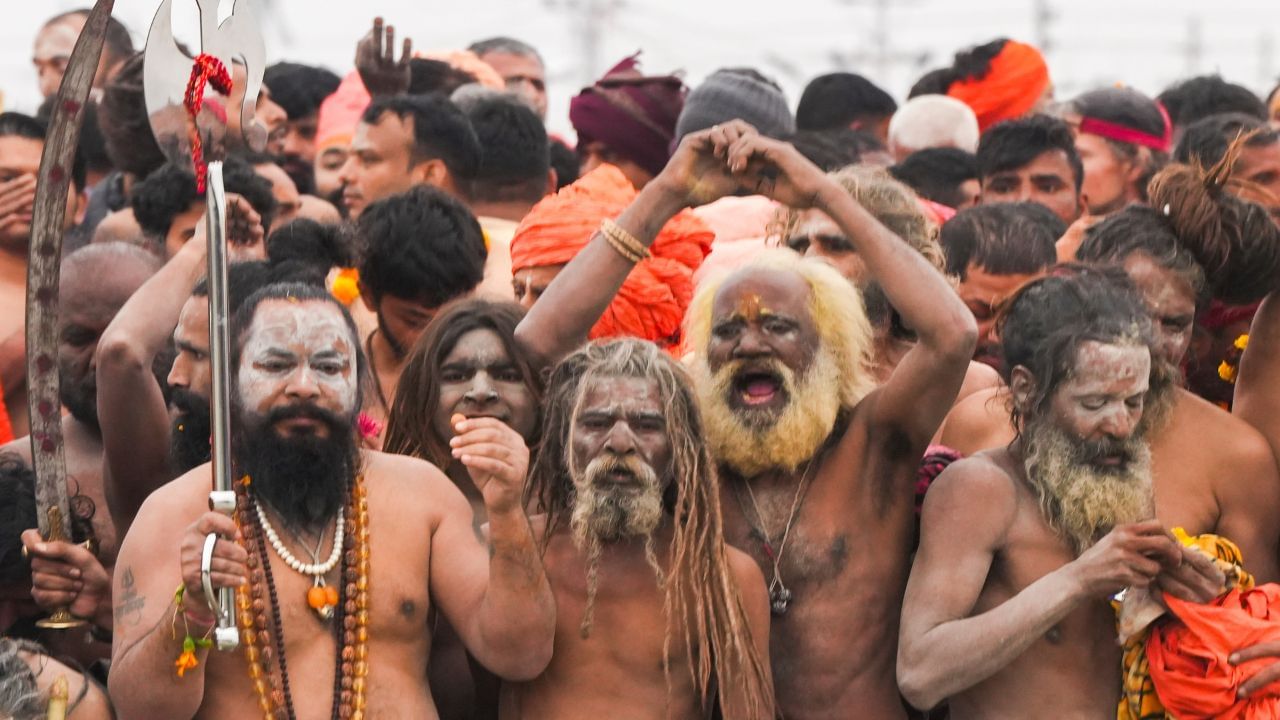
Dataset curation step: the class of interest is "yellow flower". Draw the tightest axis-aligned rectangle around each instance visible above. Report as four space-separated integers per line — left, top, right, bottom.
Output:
1234 333 1249 351
175 649 199 677
1219 360 1238 384
331 268 361 305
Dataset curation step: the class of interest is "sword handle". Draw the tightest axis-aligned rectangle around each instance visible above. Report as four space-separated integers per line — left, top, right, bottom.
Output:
35 506 87 631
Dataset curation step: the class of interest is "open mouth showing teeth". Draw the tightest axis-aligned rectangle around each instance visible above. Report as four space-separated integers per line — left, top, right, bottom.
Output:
734 371 783 406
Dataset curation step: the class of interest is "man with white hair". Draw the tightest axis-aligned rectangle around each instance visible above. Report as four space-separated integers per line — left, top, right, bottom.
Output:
888 95 981 161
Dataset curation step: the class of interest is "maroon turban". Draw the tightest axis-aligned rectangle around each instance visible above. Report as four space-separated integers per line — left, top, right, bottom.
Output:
569 53 686 177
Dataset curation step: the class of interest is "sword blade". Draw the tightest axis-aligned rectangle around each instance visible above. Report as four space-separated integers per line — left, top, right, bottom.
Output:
26 0 117 540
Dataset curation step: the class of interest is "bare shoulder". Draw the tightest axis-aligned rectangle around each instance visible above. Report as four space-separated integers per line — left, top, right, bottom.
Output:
129 464 217 527
361 449 471 521
725 543 767 593
0 436 32 464
957 361 1001 403
1172 391 1272 460
922 452 1021 541
939 386 1013 455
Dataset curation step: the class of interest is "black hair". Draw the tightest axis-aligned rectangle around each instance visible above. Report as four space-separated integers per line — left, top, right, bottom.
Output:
98 52 166 179
790 128 887 171
0 112 86 190
941 202 1062 280
131 157 278 243
406 60 478 97
1173 112 1279 168
548 137 579 190
1076 205 1209 307
1072 87 1171 199
265 218 355 286
907 67 955 99
996 266 1170 433
262 62 341 121
44 9 134 65
910 38 1011 100
468 37 544 65
464 96 549 205
1158 75 1267 132
890 147 978 209
976 114 1084 191
361 94 481 180
795 73 897 132
357 185 487 306
0 452 96 587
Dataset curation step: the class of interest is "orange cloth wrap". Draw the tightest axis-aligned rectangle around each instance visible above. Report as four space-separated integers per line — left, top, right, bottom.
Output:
946 40 1050 133
0 398 11 445
1147 586 1280 719
509 164 713 348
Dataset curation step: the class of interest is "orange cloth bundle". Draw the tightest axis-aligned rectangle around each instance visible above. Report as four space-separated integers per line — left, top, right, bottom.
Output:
509 164 713 348
1147 585 1280 719
946 40 1050 133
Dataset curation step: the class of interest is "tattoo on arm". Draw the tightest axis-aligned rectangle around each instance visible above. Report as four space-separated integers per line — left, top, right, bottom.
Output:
113 566 146 627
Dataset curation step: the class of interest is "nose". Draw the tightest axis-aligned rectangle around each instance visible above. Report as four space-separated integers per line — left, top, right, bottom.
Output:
1099 405 1138 440
731 326 772 359
464 372 499 405
337 153 358 185
603 421 637 455
284 366 321 400
516 287 537 311
167 354 189 389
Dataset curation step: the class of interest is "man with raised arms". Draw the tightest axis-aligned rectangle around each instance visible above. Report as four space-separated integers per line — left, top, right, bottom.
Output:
517 121 976 718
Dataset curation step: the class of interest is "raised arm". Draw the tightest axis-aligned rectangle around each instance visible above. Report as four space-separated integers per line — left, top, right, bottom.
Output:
514 130 744 369
428 417 554 679
897 458 1171 710
1236 294 1280 474
96 235 206 535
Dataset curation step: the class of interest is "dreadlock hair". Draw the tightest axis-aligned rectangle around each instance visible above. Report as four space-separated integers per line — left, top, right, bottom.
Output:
383 298 543 470
526 339 774 719
1076 205 1209 308
996 265 1177 442
1147 133 1280 304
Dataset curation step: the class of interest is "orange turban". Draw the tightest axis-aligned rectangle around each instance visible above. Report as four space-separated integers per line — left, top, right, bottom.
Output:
1147 586 1280 719
510 164 714 347
946 40 1050 133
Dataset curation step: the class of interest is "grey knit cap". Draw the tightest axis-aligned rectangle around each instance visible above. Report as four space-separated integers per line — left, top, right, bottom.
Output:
674 68 796 144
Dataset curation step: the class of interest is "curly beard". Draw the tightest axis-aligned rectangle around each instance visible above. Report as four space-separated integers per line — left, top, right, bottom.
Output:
694 347 842 478
1022 418 1155 555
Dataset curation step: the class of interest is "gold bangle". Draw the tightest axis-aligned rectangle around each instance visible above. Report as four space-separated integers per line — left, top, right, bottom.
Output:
604 230 644 264
601 218 651 260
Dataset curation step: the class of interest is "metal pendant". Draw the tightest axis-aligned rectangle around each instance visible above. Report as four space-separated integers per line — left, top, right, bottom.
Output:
770 586 792 616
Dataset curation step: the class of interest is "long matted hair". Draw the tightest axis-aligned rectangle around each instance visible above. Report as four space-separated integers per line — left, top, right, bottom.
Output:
526 339 774 718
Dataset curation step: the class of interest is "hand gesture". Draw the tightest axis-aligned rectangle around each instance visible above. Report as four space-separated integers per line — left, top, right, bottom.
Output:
190 193 266 262
0 174 37 237
1152 542 1226 604
355 17 412 98
1067 520 1179 599
654 123 754 208
21 529 110 623
178 511 247 626
450 414 529 515
716 122 834 209
1230 643 1280 699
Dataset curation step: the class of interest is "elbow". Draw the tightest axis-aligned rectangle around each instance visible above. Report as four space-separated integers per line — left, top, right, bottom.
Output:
930 314 979 365
896 648 944 711
490 633 554 682
96 332 148 374
513 323 554 372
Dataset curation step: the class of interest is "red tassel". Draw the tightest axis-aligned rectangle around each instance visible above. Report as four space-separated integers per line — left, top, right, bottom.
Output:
183 53 233 194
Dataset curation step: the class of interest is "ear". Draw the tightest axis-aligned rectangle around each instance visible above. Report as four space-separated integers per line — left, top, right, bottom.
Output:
358 280 377 313
73 189 88 225
413 158 448 188
1126 148 1151 185
1009 366 1037 414
1076 191 1089 218
544 168 557 197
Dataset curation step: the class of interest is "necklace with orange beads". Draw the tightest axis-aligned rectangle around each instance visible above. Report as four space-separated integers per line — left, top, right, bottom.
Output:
235 475 371 720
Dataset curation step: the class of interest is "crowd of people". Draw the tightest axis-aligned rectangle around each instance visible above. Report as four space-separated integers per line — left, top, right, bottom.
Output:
4 7 1280 719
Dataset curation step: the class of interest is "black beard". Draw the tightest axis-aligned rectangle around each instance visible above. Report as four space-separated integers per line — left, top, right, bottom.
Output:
234 403 359 533
58 366 98 432
169 389 212 475
376 315 406 359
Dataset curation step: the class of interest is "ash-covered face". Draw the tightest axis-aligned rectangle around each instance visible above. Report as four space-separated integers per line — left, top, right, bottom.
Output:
568 376 670 545
1019 340 1156 552
1122 252 1196 367
236 299 358 437
431 328 538 453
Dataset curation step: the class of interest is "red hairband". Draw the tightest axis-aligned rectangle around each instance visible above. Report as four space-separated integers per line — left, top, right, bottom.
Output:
1078 106 1172 152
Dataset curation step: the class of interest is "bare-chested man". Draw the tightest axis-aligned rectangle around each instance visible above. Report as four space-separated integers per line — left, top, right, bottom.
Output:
0 112 86 438
108 283 555 718
508 338 773 718
941 205 1280 582
11 244 160 648
898 270 1222 718
517 121 976 718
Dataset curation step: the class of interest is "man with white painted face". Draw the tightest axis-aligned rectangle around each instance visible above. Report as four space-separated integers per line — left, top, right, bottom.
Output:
108 283 555 719
518 120 976 719
899 269 1223 718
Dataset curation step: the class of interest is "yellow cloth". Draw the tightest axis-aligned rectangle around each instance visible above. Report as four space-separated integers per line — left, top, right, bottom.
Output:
1117 530 1255 720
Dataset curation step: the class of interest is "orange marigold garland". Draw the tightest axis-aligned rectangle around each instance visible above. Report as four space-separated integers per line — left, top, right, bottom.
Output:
1218 333 1249 384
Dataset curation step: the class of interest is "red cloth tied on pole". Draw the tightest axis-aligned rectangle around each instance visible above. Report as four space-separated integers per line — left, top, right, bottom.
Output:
184 53 232 193
946 40 1050 133
1147 585 1280 719
509 164 713 348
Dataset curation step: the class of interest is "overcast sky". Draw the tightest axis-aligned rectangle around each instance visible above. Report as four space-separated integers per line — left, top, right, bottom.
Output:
3 0 1279 137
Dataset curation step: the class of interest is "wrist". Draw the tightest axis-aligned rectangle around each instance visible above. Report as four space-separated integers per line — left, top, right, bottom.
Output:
181 594 217 630
640 175 692 217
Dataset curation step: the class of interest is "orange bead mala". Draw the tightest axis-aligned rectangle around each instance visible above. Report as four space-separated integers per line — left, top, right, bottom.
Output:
235 474 370 720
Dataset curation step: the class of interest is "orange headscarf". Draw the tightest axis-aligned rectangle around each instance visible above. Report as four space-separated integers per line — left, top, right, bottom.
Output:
1147 586 1280 719
946 40 1050 133
510 165 714 347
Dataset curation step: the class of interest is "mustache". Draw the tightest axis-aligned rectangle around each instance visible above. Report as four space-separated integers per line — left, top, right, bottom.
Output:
260 402 352 431
582 453 659 487
170 388 210 416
